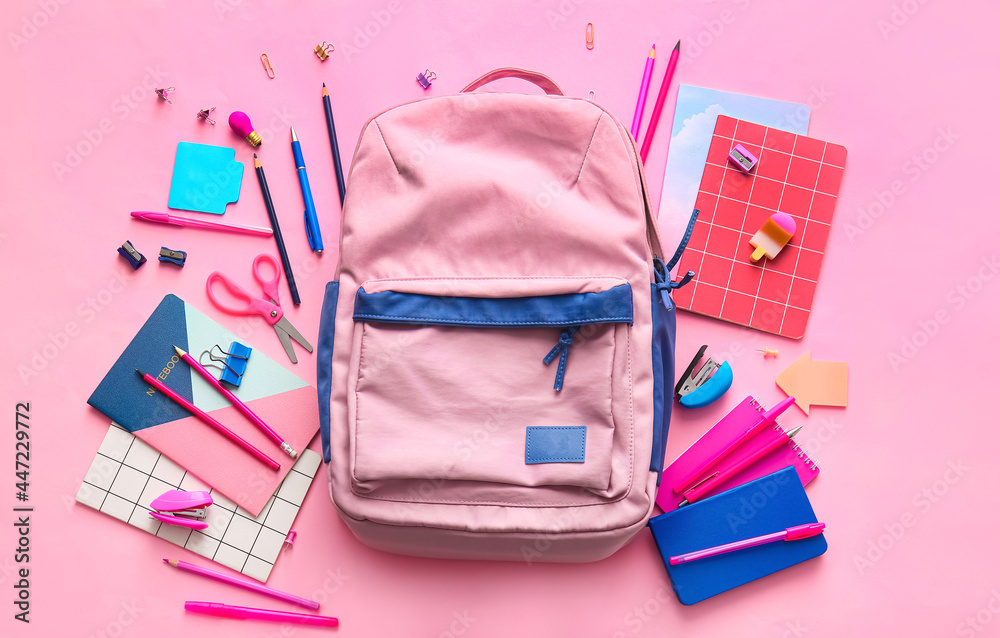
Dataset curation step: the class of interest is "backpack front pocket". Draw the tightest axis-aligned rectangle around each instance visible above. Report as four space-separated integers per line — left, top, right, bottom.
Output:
349 277 633 493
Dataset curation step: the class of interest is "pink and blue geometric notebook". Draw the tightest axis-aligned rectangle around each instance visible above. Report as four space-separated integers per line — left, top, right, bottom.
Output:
87 294 319 516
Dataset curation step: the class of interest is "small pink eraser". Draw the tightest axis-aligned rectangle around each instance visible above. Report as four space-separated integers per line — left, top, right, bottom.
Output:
728 144 758 173
749 212 797 262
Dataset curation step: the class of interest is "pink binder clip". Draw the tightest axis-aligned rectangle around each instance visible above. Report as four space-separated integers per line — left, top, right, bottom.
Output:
416 69 437 90
150 490 213 530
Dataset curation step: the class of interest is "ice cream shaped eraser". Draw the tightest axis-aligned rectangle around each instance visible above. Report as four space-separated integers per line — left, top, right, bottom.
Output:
749 212 796 262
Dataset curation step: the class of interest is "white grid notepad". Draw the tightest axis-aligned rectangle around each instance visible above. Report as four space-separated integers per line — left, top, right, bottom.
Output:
76 424 320 582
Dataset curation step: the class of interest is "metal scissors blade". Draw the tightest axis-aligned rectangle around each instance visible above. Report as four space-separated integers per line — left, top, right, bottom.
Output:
275 316 313 353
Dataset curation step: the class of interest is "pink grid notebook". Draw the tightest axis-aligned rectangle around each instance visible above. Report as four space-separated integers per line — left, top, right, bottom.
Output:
672 115 847 338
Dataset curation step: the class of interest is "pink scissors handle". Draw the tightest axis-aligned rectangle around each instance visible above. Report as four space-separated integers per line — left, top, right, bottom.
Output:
206 271 283 326
252 254 282 306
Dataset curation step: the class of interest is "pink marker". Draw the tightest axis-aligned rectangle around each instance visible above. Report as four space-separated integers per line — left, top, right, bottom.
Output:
669 522 826 565
185 602 338 627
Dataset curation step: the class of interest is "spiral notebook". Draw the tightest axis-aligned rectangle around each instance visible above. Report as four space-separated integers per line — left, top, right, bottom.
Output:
656 396 819 512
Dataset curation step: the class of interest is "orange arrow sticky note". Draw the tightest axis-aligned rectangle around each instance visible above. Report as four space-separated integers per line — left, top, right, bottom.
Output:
775 351 848 414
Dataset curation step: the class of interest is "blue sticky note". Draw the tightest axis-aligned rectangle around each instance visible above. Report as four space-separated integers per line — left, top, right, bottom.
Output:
168 142 244 214
525 426 586 464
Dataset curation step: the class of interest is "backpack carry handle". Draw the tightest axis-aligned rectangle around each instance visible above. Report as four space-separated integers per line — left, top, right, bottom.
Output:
461 68 565 96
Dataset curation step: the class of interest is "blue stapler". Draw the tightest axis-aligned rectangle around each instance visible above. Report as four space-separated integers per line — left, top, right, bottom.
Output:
674 345 733 408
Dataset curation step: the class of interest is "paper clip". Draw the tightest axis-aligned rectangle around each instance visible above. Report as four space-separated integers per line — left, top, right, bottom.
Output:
586 23 595 50
314 41 335 61
197 107 217 125
588 90 596 101
416 69 437 89
200 342 252 387
260 53 275 79
155 87 175 104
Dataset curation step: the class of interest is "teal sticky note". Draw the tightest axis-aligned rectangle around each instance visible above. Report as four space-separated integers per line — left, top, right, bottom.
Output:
168 142 244 215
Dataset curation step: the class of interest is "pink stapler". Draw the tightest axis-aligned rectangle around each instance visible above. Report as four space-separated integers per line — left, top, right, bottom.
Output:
150 490 213 530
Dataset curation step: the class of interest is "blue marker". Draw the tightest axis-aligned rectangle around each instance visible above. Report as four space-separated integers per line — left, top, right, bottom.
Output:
290 127 323 254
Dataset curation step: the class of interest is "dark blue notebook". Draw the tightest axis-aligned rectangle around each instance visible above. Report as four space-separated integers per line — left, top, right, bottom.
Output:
648 466 826 605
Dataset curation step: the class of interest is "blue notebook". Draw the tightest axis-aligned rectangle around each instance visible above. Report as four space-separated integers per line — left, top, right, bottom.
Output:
648 466 826 605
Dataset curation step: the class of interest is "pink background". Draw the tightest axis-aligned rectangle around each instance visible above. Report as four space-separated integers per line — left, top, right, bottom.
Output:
3 1 998 636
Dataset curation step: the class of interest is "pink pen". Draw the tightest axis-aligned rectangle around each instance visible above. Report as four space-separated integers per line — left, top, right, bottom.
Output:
174 346 297 458
165 560 319 609
185 602 338 627
680 425 803 506
131 211 273 237
669 522 826 565
673 396 796 494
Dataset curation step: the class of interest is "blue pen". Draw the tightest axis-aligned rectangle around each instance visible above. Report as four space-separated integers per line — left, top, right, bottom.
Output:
290 127 323 254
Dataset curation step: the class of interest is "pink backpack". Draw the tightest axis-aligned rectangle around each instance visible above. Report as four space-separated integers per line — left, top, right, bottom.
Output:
317 69 696 562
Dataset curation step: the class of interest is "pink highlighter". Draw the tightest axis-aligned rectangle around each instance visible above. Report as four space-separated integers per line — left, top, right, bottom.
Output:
185 602 338 627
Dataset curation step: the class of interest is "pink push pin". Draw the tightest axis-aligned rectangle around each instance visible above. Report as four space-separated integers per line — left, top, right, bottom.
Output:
749 212 796 263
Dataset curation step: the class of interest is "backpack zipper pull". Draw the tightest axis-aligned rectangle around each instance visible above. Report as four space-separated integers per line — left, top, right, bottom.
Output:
543 326 580 391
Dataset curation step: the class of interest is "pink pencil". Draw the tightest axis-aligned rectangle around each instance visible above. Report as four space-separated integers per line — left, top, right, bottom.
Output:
630 45 656 140
639 40 680 163
165 559 319 609
668 523 826 565
174 346 297 458
136 369 280 471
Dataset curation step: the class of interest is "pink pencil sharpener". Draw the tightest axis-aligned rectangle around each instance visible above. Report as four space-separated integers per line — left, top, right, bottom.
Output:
728 144 758 173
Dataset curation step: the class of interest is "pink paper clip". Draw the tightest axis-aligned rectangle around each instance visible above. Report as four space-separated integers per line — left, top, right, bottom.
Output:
150 490 213 530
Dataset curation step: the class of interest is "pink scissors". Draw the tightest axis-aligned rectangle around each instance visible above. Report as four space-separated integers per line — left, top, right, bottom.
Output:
207 254 313 363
